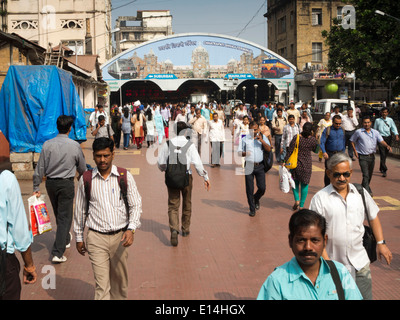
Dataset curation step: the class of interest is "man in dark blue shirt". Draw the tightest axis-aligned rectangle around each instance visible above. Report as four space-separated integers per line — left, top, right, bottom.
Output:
319 115 345 186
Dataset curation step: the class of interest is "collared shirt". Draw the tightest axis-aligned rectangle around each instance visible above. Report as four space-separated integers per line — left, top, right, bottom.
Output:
157 136 209 181
0 170 33 253
208 119 225 142
319 127 346 153
272 116 287 135
310 183 379 275
350 128 383 155
73 165 142 242
265 107 275 121
238 133 270 163
33 134 87 192
341 114 358 131
93 124 114 139
374 117 399 137
287 108 300 123
281 123 300 148
160 108 171 121
89 111 108 127
188 115 208 134
257 257 362 300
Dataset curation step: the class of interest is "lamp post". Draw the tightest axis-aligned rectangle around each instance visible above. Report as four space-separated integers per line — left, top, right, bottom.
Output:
242 86 246 103
286 80 291 106
254 84 258 106
268 82 272 102
310 78 317 108
375 10 400 23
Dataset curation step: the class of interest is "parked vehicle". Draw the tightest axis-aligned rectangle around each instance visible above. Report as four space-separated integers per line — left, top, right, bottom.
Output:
312 99 355 122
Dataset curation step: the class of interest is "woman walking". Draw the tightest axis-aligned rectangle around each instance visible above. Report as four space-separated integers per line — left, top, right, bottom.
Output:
145 105 156 147
132 108 145 149
120 107 133 150
285 122 317 210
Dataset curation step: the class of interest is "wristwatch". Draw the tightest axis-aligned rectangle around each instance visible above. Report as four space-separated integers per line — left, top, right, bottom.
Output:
377 240 386 245
128 229 135 234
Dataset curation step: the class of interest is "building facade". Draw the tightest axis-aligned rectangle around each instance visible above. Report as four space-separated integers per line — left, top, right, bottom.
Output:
3 0 112 64
115 10 173 54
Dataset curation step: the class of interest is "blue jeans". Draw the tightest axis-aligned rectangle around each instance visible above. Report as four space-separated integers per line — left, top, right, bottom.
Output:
274 134 283 162
123 133 130 148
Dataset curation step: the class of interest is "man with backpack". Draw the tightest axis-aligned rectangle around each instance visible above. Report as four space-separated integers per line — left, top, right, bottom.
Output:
73 137 142 300
158 121 210 247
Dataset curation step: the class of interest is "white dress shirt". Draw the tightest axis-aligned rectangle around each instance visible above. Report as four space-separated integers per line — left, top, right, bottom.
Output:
208 119 225 142
342 114 358 131
310 183 379 278
74 165 142 242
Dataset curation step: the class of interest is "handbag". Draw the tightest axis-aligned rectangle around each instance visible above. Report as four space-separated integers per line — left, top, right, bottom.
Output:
285 134 300 169
261 134 273 173
353 183 377 263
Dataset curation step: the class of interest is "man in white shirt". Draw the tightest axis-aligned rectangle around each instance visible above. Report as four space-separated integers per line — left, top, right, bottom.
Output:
341 109 358 160
89 104 108 128
158 122 210 246
208 112 225 167
310 152 392 300
188 108 208 156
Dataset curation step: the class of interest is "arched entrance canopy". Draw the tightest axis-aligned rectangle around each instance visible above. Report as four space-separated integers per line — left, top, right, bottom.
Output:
101 33 296 101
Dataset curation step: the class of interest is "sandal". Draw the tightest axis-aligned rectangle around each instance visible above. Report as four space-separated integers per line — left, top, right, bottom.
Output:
292 201 300 211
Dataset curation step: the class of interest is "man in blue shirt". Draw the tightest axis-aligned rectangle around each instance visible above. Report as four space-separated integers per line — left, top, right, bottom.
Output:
238 121 271 216
0 170 37 300
350 115 392 195
257 209 362 300
319 115 346 186
373 107 399 177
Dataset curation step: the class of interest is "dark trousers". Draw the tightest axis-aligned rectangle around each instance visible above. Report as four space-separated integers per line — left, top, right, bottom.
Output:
324 151 340 186
359 154 375 194
113 128 121 148
0 254 21 300
224 115 231 127
211 142 223 165
274 134 283 162
378 136 392 173
46 179 75 258
167 175 193 233
245 163 266 213
345 130 356 158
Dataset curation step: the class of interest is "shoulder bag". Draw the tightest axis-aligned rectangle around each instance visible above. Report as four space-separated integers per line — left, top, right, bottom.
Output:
285 134 300 169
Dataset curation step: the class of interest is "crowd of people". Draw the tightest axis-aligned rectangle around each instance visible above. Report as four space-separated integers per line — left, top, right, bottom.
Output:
1 97 398 301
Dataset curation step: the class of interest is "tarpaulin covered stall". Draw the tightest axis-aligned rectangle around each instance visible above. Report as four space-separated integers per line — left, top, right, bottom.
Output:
0 65 87 153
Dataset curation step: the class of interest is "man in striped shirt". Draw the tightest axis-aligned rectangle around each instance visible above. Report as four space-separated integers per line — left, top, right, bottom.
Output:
74 138 142 300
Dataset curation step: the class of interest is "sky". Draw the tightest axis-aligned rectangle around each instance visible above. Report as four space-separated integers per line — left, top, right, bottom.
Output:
111 0 268 47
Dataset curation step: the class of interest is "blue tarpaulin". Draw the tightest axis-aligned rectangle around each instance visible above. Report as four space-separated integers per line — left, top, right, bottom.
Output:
0 65 87 153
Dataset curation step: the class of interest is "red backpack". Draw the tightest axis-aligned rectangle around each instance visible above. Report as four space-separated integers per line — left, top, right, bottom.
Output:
82 167 129 226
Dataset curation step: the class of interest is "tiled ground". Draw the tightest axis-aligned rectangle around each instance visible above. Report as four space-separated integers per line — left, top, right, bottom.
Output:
11 130 400 300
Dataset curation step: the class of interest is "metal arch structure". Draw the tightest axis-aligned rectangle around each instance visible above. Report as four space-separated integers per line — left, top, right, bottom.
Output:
101 33 296 103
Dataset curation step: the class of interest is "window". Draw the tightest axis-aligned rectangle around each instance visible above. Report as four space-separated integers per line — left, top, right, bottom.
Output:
312 42 322 62
312 8 322 26
337 7 343 22
278 47 287 58
278 16 286 34
290 11 295 27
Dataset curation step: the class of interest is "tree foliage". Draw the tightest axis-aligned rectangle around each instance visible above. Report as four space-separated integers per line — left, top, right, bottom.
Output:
322 0 400 94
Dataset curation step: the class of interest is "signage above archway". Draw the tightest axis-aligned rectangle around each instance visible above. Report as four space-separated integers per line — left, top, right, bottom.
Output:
101 33 296 94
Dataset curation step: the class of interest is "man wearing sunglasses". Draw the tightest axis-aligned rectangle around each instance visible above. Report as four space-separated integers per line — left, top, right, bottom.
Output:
310 152 392 300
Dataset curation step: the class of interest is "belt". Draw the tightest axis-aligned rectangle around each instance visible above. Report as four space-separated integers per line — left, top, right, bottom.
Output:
89 225 128 235
326 150 340 154
47 177 74 181
247 161 263 166
359 153 374 157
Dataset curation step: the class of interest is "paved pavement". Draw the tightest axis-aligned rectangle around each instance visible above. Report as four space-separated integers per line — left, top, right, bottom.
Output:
10 129 400 300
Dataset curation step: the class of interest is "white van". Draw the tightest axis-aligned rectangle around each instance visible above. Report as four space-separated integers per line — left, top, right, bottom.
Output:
312 99 355 121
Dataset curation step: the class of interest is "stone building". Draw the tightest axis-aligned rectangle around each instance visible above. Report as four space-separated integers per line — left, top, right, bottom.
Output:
115 10 173 54
2 0 112 64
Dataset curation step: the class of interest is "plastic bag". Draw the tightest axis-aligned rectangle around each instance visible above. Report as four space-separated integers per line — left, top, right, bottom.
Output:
28 195 52 236
279 166 296 193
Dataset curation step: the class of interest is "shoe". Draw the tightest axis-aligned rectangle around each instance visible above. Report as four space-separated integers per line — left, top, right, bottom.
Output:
170 230 178 247
292 202 300 211
382 172 387 177
52 256 67 263
66 232 72 249
255 200 260 210
181 231 190 237
249 211 256 217
352 158 356 161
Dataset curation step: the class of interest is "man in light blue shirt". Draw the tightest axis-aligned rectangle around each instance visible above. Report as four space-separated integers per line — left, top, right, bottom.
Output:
0 170 37 299
238 121 271 216
373 107 399 177
257 209 362 300
350 115 392 195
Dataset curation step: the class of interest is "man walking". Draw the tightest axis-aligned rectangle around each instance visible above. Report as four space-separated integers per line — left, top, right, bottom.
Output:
33 115 87 263
257 209 362 300
1 170 37 300
281 114 299 160
271 108 287 163
310 152 392 299
188 108 208 156
238 121 271 217
373 107 399 177
319 115 346 186
341 108 358 160
74 138 142 300
208 112 225 167
158 122 210 246
350 115 392 195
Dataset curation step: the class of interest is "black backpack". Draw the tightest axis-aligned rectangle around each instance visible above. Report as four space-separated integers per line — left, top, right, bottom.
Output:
165 140 191 190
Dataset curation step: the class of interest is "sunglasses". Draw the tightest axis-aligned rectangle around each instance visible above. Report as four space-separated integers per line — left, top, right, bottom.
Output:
332 171 351 178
